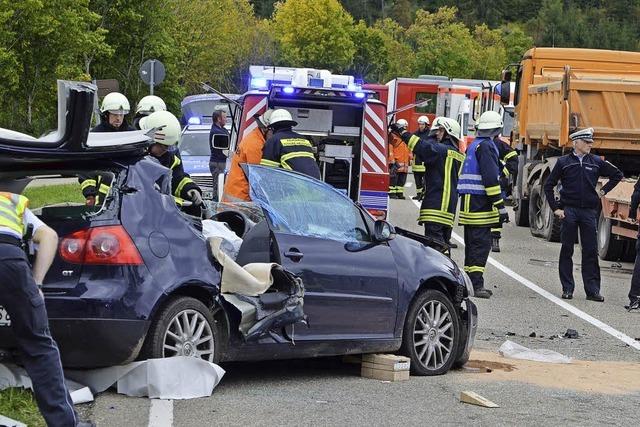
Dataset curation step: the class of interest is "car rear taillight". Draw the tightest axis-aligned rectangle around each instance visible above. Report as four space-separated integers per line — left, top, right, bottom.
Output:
60 226 143 265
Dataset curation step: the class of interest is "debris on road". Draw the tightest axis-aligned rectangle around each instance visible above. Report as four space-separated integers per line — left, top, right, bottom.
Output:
361 354 410 382
499 340 572 364
529 332 537 337
564 329 579 339
460 391 499 408
505 331 516 336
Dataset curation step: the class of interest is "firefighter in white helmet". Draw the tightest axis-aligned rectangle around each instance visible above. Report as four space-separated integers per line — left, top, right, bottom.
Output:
388 119 411 199
412 115 430 200
139 111 204 215
93 92 134 132
260 109 321 179
133 95 167 129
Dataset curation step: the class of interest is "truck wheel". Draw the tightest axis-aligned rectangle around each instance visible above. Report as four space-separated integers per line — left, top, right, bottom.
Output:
514 197 529 227
528 186 561 242
598 213 624 261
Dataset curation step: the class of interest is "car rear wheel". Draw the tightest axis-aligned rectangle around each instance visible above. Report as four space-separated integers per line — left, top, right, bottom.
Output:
401 289 460 376
142 296 219 363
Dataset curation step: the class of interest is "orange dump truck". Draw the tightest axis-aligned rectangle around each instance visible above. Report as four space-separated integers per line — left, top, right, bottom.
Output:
499 47 640 260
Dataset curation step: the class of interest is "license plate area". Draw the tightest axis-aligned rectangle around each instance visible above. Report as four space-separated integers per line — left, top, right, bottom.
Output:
0 306 10 326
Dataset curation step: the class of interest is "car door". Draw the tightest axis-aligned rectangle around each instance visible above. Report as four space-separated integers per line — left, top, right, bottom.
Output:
245 165 399 341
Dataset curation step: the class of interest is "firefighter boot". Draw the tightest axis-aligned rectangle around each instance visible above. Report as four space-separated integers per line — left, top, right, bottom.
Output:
491 234 501 253
474 288 493 299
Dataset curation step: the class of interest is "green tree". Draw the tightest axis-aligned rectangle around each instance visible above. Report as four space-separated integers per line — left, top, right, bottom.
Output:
501 23 533 64
470 24 507 79
391 0 413 27
349 20 389 82
373 18 416 81
272 0 356 72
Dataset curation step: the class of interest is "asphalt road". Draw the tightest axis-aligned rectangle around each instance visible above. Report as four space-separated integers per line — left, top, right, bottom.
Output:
80 174 640 426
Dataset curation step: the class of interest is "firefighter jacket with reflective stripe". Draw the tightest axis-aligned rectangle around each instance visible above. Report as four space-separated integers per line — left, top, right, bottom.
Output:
260 128 321 179
223 127 265 201
79 173 113 204
405 134 464 226
0 193 28 236
411 129 429 173
388 133 411 173
493 137 517 178
457 136 503 227
156 150 201 201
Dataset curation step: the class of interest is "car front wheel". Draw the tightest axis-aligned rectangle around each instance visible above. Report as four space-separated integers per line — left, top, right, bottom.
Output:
401 289 461 376
142 296 219 363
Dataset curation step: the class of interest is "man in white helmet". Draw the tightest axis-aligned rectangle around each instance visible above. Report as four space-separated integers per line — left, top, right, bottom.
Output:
455 111 509 298
260 109 321 179
388 119 411 199
412 115 430 200
133 95 167 129
223 109 274 202
93 92 134 132
139 111 204 215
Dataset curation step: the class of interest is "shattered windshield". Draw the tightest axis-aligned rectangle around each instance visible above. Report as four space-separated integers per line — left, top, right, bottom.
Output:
246 165 371 243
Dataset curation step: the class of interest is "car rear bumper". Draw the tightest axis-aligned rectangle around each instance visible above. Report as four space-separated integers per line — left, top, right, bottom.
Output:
0 318 149 368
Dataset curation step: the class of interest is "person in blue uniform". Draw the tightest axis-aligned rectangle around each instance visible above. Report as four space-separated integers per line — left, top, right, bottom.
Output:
491 136 518 252
544 127 623 301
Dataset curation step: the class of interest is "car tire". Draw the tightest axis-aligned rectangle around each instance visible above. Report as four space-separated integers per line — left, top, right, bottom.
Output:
401 289 461 376
141 296 220 363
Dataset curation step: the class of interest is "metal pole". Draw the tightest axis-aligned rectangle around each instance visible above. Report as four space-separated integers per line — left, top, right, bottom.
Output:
150 60 155 95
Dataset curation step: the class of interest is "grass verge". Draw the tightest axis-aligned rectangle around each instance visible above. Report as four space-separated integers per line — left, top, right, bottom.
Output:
23 183 85 208
0 388 45 427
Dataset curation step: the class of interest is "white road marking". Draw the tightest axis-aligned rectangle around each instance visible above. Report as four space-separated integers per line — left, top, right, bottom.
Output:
148 399 173 427
409 199 640 351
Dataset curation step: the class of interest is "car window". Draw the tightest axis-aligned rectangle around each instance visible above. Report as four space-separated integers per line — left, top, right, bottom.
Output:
246 166 371 243
179 131 211 156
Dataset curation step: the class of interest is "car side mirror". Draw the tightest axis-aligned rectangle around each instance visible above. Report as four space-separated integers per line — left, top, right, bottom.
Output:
212 134 229 150
373 220 395 242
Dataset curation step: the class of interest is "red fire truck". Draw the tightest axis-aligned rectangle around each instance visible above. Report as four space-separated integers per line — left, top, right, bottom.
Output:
230 66 390 219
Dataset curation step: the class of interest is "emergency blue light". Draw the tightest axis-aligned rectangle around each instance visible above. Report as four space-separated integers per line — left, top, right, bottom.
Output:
354 92 366 99
282 86 295 94
187 116 201 125
251 77 268 89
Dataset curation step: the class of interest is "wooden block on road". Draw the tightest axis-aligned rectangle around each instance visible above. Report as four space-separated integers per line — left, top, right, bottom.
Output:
361 366 410 382
460 391 499 408
362 354 410 370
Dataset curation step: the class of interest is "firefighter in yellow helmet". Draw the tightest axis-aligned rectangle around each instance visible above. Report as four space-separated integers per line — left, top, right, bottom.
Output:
411 115 430 200
139 111 204 215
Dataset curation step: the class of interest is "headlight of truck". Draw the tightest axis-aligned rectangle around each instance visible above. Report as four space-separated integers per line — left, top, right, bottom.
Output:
461 270 474 298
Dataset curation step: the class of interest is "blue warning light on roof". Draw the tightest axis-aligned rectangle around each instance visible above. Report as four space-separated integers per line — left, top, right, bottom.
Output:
282 86 295 94
187 116 201 125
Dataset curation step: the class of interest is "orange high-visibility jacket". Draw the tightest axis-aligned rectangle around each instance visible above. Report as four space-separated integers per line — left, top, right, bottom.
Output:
222 127 266 201
388 133 411 173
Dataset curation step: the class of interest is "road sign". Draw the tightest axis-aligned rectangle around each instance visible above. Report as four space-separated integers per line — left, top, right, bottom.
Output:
139 59 165 95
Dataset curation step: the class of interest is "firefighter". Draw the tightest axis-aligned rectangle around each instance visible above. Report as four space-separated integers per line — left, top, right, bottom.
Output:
82 92 135 206
544 127 623 302
411 116 430 201
388 119 411 199
133 95 167 129
0 181 93 427
457 111 509 299
260 109 321 179
222 109 273 202
490 135 518 252
393 117 465 247
627 180 640 311
139 111 204 215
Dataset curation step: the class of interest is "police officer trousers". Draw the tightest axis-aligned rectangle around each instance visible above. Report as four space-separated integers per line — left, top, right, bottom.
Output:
463 226 492 290
0 242 77 427
629 237 640 300
559 207 601 296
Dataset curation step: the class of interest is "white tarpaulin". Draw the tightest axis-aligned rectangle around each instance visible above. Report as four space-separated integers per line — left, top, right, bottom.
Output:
0 356 225 402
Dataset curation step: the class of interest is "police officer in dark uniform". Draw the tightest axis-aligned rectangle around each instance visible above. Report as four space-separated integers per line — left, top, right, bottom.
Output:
627 181 640 311
411 116 430 201
457 111 509 299
0 181 91 427
260 109 321 179
491 136 518 252
544 127 623 301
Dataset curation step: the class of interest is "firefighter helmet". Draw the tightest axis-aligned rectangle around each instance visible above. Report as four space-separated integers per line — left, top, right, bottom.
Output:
396 119 408 130
100 92 130 114
139 111 181 146
429 117 444 133
477 111 503 130
259 109 274 127
417 115 430 125
439 118 462 141
135 95 167 115
268 109 298 128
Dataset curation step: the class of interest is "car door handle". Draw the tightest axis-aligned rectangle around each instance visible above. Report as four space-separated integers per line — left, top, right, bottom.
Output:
284 249 304 261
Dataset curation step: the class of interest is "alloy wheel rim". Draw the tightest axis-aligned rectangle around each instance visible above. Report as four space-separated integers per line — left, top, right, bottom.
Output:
413 300 454 371
163 309 215 362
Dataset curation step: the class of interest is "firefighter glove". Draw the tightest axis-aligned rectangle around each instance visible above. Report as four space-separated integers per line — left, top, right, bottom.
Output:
187 189 203 206
498 205 510 224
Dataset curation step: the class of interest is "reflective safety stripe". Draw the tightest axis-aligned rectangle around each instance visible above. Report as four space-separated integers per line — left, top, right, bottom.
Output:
412 164 426 172
281 151 315 170
464 194 470 212
503 150 517 161
98 184 110 195
502 166 510 176
173 196 184 206
485 185 502 196
280 138 312 148
80 179 97 190
0 192 28 235
171 156 181 170
464 266 485 273
492 198 504 206
175 177 194 197
260 159 280 167
459 173 483 181
418 209 454 226
448 150 466 163
458 183 486 192
408 135 420 152
491 228 501 233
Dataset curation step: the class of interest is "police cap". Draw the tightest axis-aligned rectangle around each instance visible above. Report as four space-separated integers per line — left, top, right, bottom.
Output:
569 127 594 143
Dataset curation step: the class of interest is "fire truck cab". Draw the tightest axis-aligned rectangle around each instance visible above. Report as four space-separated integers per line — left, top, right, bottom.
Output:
229 66 390 219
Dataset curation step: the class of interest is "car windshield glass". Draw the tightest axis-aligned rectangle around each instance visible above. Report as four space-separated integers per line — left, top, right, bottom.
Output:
182 100 232 125
245 165 371 242
179 132 210 156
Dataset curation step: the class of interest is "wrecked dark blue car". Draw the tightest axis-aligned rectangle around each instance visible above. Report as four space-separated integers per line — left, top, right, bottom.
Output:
0 81 477 376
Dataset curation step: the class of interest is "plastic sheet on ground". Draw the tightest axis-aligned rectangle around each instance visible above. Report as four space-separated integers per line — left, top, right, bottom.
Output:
1 356 225 402
498 340 572 364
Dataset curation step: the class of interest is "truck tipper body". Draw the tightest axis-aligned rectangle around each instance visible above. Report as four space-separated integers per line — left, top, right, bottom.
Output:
501 47 640 260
